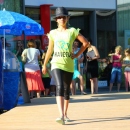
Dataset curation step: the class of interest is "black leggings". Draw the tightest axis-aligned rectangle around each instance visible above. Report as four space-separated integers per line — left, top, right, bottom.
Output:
52 69 73 100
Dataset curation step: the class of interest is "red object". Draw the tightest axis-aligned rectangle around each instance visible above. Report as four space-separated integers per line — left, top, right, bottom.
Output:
7 35 40 42
42 34 49 49
40 4 53 49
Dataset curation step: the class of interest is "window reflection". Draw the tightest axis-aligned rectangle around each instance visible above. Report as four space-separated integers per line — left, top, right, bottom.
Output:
97 12 116 58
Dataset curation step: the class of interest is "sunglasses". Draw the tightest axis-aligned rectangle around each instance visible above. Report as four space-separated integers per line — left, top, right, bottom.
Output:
56 16 67 19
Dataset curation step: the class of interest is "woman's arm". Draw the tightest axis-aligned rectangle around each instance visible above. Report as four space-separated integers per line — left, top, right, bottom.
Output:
73 34 89 58
21 49 26 57
91 46 100 60
46 68 52 78
113 55 122 62
110 55 113 63
122 59 126 67
78 54 84 63
42 39 54 74
78 54 84 70
78 60 80 71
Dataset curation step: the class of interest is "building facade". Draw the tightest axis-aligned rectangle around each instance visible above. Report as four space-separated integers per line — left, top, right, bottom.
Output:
2 0 130 58
117 0 130 49
25 0 117 58
0 0 24 13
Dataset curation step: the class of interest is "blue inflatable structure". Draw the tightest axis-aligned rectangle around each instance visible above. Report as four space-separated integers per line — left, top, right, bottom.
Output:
0 40 3 110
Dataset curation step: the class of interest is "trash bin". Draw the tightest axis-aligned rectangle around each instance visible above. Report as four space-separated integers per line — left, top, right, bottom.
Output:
3 69 20 110
3 50 20 110
0 40 3 111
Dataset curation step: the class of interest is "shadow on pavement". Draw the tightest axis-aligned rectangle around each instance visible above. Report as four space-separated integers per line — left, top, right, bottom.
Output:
19 92 130 107
66 115 130 125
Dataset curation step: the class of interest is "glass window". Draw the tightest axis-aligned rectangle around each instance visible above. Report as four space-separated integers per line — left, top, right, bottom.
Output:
96 11 116 58
0 0 23 13
117 0 130 47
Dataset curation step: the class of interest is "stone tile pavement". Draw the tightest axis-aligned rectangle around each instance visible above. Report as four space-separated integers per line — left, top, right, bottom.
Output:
0 91 130 130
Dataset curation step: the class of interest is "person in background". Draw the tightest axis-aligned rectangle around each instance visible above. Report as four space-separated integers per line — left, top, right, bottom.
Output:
122 48 130 92
70 46 87 95
73 40 84 75
73 40 84 90
21 39 45 98
12 40 24 71
42 7 89 125
12 40 24 61
109 45 123 92
35 39 44 70
85 38 100 94
50 74 56 96
42 47 51 96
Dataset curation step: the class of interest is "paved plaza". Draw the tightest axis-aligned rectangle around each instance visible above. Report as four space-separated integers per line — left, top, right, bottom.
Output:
0 91 130 130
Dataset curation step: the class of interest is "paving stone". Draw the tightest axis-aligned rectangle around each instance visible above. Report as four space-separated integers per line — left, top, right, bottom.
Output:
0 92 130 130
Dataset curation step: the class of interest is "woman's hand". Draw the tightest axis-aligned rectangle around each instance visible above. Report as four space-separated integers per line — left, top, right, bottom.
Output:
42 66 47 74
78 58 83 63
49 74 52 78
71 52 78 59
87 56 92 61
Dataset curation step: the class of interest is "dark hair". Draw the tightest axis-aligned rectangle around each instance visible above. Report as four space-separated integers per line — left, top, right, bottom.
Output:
1 37 7 47
16 40 23 48
27 39 36 48
74 39 79 43
124 48 130 54
86 38 92 44
35 39 42 49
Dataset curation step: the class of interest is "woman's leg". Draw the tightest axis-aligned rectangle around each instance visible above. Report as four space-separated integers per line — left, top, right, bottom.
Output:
90 79 94 94
52 69 73 122
78 75 84 92
70 80 76 95
124 72 129 92
30 91 34 98
109 83 113 92
56 96 64 117
117 83 121 92
44 88 50 96
93 78 98 94
78 75 87 94
64 99 69 118
128 72 130 90
50 85 56 96
63 71 73 119
117 68 122 92
109 68 116 92
36 91 41 98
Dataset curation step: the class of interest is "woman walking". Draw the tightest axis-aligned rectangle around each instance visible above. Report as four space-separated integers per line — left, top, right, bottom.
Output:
42 7 89 125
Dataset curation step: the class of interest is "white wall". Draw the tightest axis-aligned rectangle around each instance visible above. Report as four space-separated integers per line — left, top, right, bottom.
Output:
25 0 116 10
